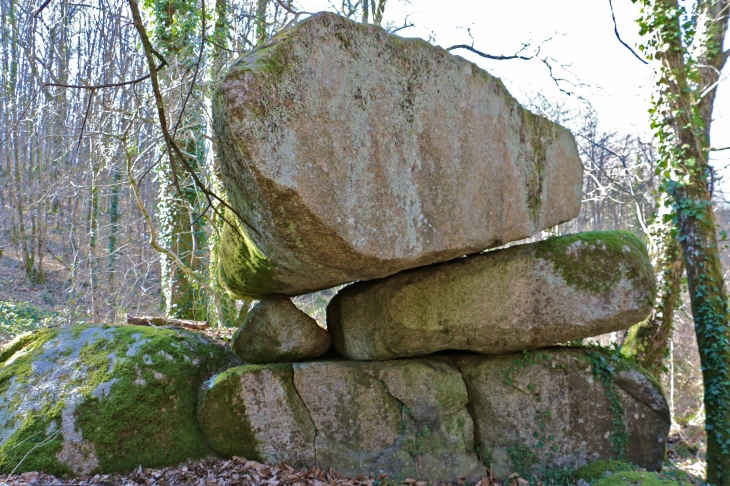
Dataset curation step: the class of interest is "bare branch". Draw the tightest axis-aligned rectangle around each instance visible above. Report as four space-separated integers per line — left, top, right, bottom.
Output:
271 0 313 29
75 88 95 154
607 0 648 64
33 0 54 18
710 146 730 152
447 44 533 61
127 0 261 240
388 17 414 34
127 315 210 330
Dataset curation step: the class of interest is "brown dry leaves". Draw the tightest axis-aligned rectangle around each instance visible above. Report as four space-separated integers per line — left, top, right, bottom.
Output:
0 457 501 486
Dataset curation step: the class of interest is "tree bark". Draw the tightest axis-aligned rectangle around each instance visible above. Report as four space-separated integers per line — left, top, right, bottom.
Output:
622 220 685 377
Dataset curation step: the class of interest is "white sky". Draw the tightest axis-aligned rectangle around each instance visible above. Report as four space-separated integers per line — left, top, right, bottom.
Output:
297 0 730 192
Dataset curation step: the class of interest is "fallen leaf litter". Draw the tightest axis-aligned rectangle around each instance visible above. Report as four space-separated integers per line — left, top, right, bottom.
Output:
0 457 501 486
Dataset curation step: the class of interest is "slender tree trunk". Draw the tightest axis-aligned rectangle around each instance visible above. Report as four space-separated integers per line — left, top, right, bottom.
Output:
622 210 685 377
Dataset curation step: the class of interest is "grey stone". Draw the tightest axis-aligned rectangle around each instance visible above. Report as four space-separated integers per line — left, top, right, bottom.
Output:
198 358 485 482
231 297 331 363
328 231 656 360
451 348 670 476
214 12 583 299
197 364 316 467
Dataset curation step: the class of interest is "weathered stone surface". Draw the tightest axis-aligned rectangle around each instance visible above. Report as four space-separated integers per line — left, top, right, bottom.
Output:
451 348 670 476
231 297 331 363
214 12 583 299
197 364 316 466
328 231 656 360
198 358 485 482
0 325 235 476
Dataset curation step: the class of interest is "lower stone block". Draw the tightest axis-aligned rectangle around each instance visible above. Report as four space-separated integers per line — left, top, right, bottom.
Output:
451 348 670 476
199 358 485 482
198 349 670 481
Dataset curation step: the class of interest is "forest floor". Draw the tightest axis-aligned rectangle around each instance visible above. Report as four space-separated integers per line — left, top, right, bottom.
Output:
0 426 709 486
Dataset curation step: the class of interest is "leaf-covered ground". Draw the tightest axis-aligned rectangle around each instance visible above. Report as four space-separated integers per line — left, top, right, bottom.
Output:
0 439 707 486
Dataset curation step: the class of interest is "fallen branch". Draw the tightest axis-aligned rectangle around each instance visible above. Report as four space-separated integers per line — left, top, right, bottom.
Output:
127 315 210 330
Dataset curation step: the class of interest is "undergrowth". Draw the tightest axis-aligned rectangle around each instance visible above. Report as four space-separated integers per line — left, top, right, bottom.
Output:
0 301 66 341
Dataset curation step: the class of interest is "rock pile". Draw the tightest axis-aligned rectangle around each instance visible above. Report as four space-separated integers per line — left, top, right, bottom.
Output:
208 11 667 482
0 11 669 482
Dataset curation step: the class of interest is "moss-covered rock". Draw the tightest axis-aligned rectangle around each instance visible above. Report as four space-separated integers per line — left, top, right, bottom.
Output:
328 231 656 360
198 358 484 482
214 12 583 299
451 348 669 477
0 325 236 476
230 297 331 363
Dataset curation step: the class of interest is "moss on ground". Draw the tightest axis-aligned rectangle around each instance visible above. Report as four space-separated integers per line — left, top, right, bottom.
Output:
535 231 655 296
575 460 639 482
0 325 235 476
592 471 684 486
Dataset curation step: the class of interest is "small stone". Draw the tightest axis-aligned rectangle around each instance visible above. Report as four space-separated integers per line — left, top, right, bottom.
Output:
328 231 656 360
231 297 331 363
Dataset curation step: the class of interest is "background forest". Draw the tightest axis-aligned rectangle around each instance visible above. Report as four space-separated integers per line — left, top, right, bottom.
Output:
0 0 728 480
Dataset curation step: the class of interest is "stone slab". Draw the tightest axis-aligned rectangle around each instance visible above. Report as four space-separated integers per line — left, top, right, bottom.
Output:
214 12 583 298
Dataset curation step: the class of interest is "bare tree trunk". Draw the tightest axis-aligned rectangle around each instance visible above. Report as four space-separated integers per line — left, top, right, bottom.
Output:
622 218 684 377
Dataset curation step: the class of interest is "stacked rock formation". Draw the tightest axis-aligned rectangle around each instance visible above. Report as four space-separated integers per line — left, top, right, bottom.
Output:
0 10 669 481
205 11 669 482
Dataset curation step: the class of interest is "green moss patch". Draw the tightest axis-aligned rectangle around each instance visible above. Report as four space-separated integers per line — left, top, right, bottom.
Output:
218 215 285 299
535 231 655 296
575 460 639 482
0 325 235 476
592 471 685 486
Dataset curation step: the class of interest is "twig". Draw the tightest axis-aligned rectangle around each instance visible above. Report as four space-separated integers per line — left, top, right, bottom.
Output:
75 88 95 155
447 28 539 60
607 0 648 64
447 44 533 61
271 0 312 29
388 18 414 34
33 0 53 17
0 62 166 147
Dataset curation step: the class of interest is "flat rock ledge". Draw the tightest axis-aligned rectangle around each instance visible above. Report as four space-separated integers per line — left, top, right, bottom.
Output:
231 297 331 363
328 231 656 360
198 349 669 482
214 11 583 299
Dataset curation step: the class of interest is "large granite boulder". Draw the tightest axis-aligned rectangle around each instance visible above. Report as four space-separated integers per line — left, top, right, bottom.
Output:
198 358 485 482
451 348 670 476
0 325 236 476
230 297 331 363
214 12 583 299
328 231 656 360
